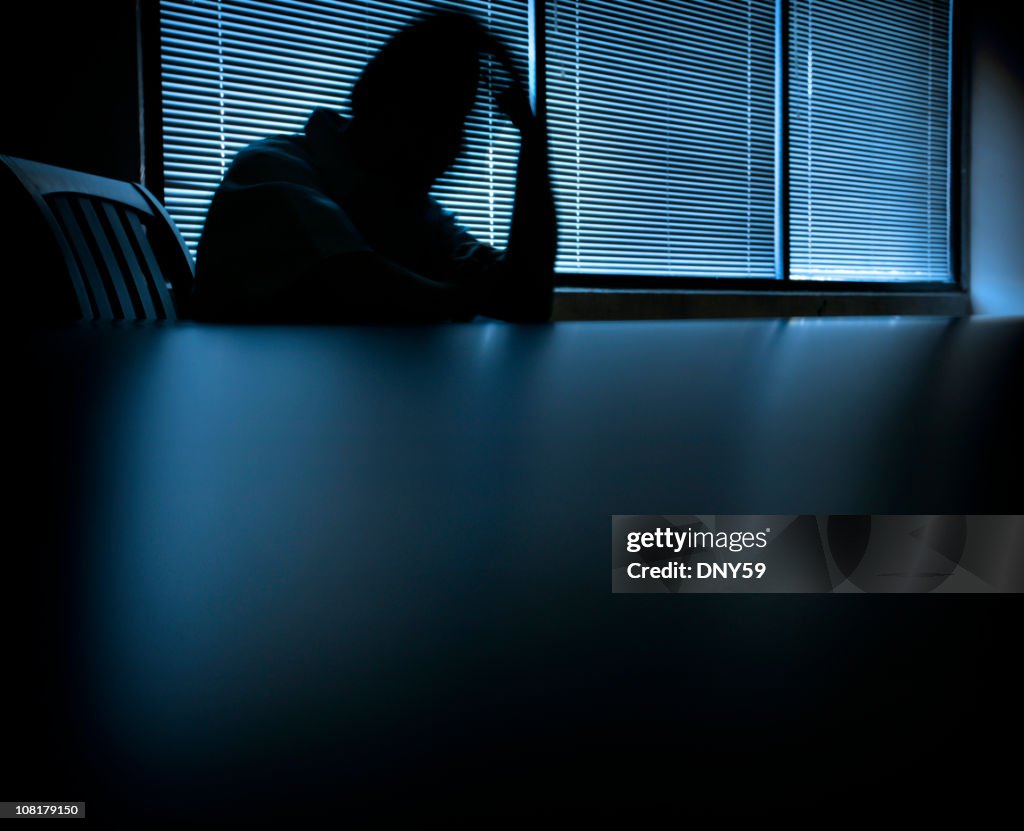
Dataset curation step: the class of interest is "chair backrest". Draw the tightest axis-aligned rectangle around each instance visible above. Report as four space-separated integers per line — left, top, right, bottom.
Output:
1 154 194 321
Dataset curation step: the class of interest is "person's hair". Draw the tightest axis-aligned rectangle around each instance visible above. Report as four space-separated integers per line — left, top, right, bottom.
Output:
350 9 489 120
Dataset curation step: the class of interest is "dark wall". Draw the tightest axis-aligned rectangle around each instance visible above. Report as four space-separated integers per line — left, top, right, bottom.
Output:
968 0 1024 314
2 2 141 182
3 1 1023 314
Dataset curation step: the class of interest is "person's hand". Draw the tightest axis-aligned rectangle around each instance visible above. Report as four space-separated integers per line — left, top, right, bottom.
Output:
484 32 534 132
495 82 533 132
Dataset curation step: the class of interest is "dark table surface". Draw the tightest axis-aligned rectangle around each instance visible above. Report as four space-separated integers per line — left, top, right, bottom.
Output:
11 317 1024 821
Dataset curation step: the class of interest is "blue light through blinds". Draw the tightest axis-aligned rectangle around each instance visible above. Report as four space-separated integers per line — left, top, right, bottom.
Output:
545 0 776 278
788 0 951 281
159 0 528 256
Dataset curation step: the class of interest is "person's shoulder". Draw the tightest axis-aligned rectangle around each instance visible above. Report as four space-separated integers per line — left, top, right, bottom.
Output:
224 132 318 187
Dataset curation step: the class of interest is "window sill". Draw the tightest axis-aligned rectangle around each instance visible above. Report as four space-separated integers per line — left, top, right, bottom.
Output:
552 287 970 320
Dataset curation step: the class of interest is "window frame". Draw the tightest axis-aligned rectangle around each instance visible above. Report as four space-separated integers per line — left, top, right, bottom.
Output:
139 0 970 315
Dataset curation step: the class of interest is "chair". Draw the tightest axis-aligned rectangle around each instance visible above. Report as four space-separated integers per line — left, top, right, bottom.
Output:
1 154 194 321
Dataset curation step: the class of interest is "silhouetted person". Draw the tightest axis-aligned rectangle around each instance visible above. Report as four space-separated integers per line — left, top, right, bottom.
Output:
192 10 556 323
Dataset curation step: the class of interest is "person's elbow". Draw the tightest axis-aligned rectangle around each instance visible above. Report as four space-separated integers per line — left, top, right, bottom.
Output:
486 258 554 323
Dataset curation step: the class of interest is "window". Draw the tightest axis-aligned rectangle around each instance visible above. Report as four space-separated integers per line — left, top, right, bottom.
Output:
546 1 776 278
156 0 955 286
787 0 951 281
158 0 528 251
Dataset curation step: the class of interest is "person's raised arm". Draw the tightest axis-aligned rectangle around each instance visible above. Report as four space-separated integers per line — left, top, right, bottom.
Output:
475 39 558 322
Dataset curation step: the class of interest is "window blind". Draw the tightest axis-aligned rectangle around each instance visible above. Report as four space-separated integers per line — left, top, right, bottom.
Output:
545 0 777 278
159 0 529 256
788 0 951 281
160 1 954 285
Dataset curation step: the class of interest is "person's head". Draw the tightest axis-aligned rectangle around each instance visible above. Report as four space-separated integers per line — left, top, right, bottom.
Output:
349 9 490 192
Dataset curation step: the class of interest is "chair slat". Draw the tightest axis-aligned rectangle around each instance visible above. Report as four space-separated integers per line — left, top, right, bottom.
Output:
53 195 112 320
102 202 157 320
80 198 137 320
43 202 94 319
126 211 177 321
